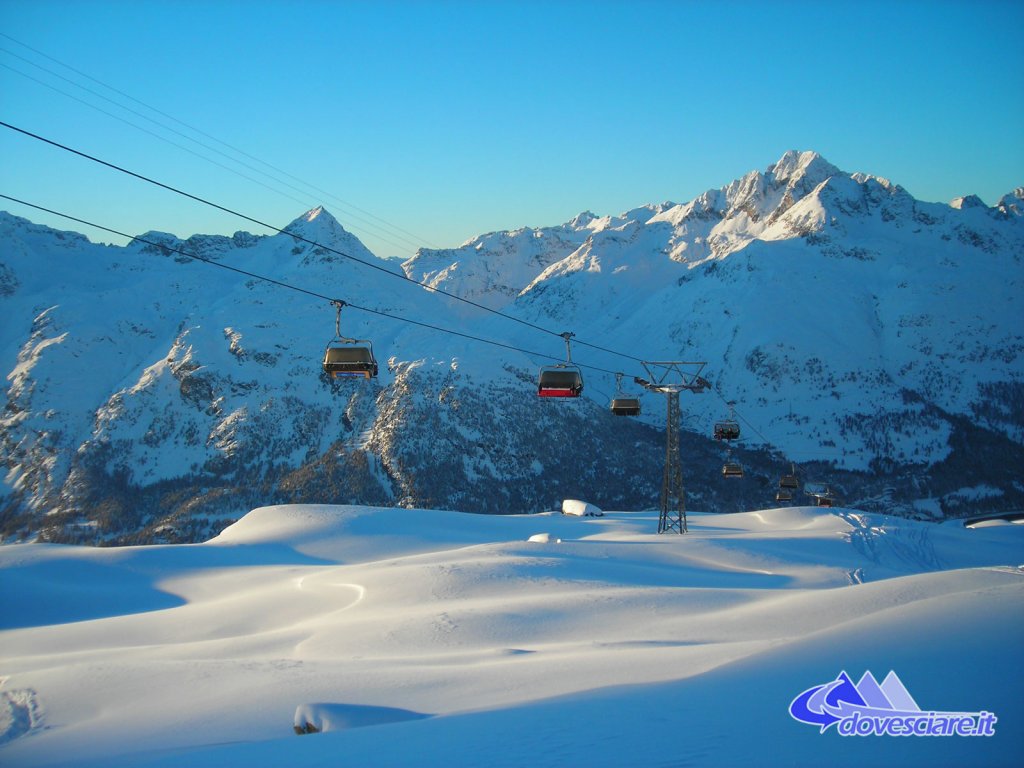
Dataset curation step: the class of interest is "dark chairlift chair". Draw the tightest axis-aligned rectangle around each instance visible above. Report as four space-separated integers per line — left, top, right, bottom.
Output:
714 420 741 441
780 463 799 489
609 373 641 416
322 300 378 380
610 397 642 416
722 462 744 478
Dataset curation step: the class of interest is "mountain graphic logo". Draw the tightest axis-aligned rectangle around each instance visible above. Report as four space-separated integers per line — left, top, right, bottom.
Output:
789 671 997 737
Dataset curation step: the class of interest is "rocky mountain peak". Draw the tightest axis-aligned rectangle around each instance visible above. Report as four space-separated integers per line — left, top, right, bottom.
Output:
567 211 598 229
768 150 839 188
282 205 345 240
278 205 384 268
997 187 1024 218
950 194 987 210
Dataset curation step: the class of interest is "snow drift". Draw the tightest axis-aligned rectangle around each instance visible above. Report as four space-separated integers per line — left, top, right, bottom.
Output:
1 503 1021 767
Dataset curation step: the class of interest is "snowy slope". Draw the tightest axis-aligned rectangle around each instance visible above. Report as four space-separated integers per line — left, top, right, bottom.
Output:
1 151 1023 543
0 208 448 541
1 503 1021 767
399 212 601 310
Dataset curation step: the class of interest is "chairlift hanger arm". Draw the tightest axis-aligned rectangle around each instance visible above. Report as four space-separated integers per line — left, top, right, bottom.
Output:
560 331 576 364
332 299 353 341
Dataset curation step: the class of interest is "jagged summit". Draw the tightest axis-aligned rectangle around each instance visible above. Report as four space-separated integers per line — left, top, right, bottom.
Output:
768 150 840 186
567 211 598 228
278 205 383 266
950 194 987 210
131 229 181 244
997 187 1024 217
282 205 345 238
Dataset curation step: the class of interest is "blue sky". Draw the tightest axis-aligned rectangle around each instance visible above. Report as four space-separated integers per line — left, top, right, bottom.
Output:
1 0 1022 258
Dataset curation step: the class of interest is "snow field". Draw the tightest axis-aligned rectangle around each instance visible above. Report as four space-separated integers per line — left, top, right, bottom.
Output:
0 504 1022 767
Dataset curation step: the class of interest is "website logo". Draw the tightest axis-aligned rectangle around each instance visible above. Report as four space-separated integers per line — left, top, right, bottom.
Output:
789 670 997 737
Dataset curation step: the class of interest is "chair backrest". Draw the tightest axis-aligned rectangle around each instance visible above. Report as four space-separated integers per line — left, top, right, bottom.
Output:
611 398 640 414
325 345 374 364
539 368 582 390
714 421 740 440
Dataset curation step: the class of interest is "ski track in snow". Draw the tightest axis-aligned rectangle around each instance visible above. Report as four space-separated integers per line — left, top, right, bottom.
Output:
0 680 44 747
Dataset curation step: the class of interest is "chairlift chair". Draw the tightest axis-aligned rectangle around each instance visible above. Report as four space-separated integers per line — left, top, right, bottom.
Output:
538 366 584 397
322 300 378 380
721 439 744 477
779 463 799 489
537 331 583 398
810 486 835 507
722 462 744 478
714 421 741 441
775 489 793 503
610 397 641 416
323 342 378 379
609 373 640 416
714 403 741 440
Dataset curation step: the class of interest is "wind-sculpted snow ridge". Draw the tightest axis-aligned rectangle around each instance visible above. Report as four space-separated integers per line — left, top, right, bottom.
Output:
1 149 1023 544
0 504 1021 767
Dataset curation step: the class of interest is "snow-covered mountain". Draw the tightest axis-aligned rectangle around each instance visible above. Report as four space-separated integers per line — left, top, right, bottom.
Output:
1 152 1022 543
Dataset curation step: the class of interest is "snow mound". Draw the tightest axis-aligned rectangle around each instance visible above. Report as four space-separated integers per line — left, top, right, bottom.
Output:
293 702 430 734
209 504 547 563
561 499 603 517
527 533 561 543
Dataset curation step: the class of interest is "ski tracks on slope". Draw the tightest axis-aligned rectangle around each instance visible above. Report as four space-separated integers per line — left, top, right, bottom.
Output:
0 676 45 746
838 511 943 576
294 573 366 613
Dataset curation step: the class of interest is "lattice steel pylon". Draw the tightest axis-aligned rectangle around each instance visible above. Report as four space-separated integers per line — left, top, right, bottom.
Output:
661 390 685 532
635 362 709 534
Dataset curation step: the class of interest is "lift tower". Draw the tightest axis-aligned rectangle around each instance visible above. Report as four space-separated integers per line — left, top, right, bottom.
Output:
635 362 709 534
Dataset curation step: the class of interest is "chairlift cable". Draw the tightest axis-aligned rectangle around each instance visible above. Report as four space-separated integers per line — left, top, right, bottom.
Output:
0 120 668 369
0 35 438 253
0 120 676 370
0 119 432 273
0 193 333 302
0 62 323 219
0 193 622 377
0 63 421 257
0 194 806 473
